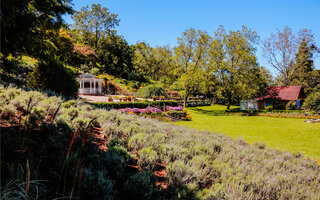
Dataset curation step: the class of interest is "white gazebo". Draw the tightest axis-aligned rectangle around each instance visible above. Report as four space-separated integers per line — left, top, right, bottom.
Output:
76 73 102 94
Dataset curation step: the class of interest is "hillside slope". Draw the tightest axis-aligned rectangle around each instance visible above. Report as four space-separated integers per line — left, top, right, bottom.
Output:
1 86 320 199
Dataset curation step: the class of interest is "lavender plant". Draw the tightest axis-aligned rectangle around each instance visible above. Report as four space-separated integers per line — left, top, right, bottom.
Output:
1 86 320 199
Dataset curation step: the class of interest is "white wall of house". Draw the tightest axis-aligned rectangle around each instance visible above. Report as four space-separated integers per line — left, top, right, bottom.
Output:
240 100 258 110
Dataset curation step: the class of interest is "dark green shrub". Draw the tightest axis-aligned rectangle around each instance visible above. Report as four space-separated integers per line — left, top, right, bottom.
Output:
0 57 32 87
138 85 168 98
303 91 320 113
127 81 140 89
286 100 296 110
108 137 126 148
123 171 159 200
79 170 114 199
265 105 273 111
27 54 78 98
128 71 147 83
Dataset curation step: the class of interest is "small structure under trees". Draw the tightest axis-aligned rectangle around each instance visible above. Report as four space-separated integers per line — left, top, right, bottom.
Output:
76 73 102 94
240 100 258 110
255 86 306 110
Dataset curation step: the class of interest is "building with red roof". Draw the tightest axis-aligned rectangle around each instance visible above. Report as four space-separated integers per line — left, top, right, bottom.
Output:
255 86 306 109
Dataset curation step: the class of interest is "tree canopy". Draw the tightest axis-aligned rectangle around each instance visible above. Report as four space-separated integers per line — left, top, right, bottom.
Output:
134 42 175 81
1 0 73 58
263 27 318 86
210 26 267 108
71 3 120 49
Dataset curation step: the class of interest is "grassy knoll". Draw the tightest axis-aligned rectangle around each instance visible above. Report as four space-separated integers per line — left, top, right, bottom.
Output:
175 105 320 160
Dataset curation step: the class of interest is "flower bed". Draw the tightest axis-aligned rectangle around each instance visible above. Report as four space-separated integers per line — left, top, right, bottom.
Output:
118 107 162 114
166 110 191 121
118 106 191 121
166 105 183 111
93 100 179 110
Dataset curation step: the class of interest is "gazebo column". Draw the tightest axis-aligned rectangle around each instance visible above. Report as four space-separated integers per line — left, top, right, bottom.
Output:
99 81 102 93
90 80 92 93
81 79 85 93
94 79 96 94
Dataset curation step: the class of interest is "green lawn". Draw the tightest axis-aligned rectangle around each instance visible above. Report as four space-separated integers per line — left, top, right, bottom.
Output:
175 105 320 160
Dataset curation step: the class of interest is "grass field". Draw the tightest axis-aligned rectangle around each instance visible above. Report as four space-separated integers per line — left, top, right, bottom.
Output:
175 105 320 160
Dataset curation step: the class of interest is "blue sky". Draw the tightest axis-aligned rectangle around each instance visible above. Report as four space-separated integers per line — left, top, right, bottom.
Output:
63 0 320 74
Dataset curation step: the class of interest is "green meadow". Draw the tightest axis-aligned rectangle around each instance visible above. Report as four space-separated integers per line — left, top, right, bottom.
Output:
175 105 320 160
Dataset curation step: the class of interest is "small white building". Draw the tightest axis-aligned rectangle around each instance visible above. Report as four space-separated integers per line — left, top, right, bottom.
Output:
76 73 102 94
240 100 258 110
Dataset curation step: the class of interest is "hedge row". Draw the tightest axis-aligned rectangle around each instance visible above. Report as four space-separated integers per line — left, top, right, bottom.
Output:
91 100 211 110
226 108 306 114
92 100 180 110
185 101 211 107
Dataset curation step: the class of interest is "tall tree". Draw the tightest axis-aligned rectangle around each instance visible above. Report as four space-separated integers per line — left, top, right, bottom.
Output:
97 33 134 78
263 27 317 86
133 42 175 81
174 28 212 106
72 4 120 49
210 26 264 109
290 35 319 94
1 0 73 58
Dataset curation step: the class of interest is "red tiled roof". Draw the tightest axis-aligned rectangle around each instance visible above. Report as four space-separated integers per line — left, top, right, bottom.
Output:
255 86 304 101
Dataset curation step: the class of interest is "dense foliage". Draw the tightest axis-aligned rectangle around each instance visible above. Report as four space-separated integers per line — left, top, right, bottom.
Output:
1 0 73 58
1 87 320 199
303 91 320 113
27 54 78 98
2 0 318 108
138 85 168 98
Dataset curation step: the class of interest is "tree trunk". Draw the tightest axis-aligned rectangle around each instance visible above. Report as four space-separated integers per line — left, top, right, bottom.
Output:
227 93 232 109
184 95 188 108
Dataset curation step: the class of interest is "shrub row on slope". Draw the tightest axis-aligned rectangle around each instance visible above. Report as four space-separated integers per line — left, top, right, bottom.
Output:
1 86 320 200
92 100 210 110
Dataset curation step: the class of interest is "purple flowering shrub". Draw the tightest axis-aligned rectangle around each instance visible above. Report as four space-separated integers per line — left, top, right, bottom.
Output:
166 106 183 111
118 107 162 114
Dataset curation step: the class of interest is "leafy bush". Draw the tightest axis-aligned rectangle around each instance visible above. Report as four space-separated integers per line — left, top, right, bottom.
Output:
128 71 148 83
265 105 273 111
138 85 168 98
27 54 78 98
123 171 159 200
103 80 126 95
303 91 320 113
0 57 33 87
286 100 296 110
138 147 159 170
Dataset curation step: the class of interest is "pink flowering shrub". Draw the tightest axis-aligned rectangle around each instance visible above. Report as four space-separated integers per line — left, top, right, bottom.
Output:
118 107 162 115
166 106 183 111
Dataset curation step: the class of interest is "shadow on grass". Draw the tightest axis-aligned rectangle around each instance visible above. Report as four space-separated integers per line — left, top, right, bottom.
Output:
189 107 231 116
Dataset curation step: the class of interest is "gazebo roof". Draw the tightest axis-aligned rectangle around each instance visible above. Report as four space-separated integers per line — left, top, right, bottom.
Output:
78 73 97 79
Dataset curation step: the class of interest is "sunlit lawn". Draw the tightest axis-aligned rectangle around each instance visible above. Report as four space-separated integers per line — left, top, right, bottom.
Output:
175 105 320 160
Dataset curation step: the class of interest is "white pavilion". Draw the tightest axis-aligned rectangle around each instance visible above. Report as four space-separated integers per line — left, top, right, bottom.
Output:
76 73 102 94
